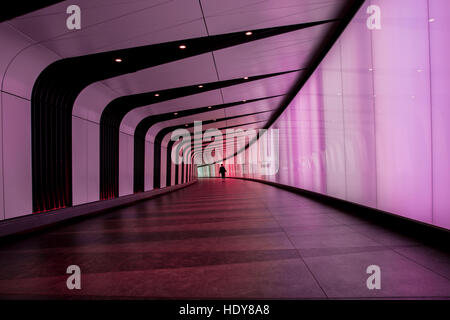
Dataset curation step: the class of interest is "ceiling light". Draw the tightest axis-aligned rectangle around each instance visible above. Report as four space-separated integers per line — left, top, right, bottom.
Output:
429 18 435 22
198 85 203 88
185 124 189 127
208 106 212 109
245 31 252 36
154 93 160 97
243 77 249 80
174 112 178 115
242 100 247 102
179 44 187 49
115 58 122 63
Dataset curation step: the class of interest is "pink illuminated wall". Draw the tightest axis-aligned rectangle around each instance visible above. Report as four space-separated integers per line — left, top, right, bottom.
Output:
216 0 450 230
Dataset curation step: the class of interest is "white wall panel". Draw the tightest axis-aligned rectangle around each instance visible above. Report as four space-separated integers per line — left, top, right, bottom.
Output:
171 161 176 186
119 132 134 196
144 141 154 191
72 116 88 205
160 146 167 188
72 117 101 205
87 121 100 202
2 93 32 219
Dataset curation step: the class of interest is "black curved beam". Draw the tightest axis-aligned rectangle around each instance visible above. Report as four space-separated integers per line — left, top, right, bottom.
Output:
31 19 334 212
100 69 296 198
133 94 283 192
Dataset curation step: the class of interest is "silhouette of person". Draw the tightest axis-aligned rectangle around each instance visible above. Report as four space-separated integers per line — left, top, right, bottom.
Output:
219 164 226 180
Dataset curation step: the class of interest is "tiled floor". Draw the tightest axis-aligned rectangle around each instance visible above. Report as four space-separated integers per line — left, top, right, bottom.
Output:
0 178 449 299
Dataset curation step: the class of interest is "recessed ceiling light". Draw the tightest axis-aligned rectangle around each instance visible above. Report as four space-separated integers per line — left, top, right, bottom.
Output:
243 77 249 80
245 31 252 36
242 100 247 102
179 44 187 49
154 93 160 97
429 18 435 22
208 106 212 109
174 112 178 115
198 85 203 88
185 124 189 127
115 58 122 63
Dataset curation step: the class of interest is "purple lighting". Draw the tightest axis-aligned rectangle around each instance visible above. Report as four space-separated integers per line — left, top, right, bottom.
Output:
220 0 450 230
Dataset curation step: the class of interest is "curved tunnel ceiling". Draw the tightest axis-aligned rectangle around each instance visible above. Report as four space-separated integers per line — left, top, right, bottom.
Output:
0 0 65 22
3 0 365 212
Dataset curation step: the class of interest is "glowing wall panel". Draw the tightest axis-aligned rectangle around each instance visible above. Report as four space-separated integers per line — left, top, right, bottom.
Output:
318 46 346 199
160 146 167 188
119 133 134 196
222 0 449 229
340 10 377 208
429 0 450 229
72 117 89 205
372 0 432 224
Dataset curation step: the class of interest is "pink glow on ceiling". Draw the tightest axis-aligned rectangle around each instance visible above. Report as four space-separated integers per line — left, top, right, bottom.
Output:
202 0 450 230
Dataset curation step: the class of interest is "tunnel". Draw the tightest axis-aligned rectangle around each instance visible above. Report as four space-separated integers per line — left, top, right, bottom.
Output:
0 0 449 302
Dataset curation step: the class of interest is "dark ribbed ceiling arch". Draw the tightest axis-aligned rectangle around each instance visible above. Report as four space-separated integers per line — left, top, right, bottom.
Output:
153 111 273 188
100 69 298 198
31 19 336 212
133 95 283 193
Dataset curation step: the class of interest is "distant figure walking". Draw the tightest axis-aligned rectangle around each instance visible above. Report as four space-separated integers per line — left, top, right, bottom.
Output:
219 164 227 180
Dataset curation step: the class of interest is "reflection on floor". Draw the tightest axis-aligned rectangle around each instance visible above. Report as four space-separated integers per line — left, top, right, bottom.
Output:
0 178 449 299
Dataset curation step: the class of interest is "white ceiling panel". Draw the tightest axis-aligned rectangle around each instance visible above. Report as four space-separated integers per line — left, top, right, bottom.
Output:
221 112 271 128
213 23 332 79
201 0 343 34
8 0 207 57
223 95 284 117
121 87 286 134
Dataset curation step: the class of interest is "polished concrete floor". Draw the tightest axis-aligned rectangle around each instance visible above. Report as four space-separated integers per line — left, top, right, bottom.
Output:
0 178 449 299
